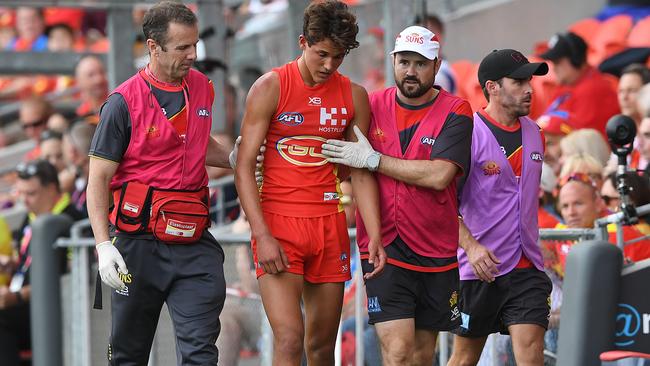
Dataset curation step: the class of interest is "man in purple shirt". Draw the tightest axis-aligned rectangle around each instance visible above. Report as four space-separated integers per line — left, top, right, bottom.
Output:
448 49 552 366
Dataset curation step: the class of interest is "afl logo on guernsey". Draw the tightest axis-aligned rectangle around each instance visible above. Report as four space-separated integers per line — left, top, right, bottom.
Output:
420 136 435 146
277 135 327 166
197 108 210 117
530 152 544 162
277 112 304 127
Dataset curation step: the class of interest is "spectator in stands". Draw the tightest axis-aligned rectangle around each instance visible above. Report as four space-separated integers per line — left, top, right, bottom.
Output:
0 159 81 366
361 26 386 93
6 7 48 51
636 116 650 173
537 113 572 176
559 128 611 169
618 63 650 125
539 163 561 229
46 113 70 133
539 32 619 136
46 23 75 52
207 134 239 224
39 129 66 173
556 173 650 266
74 55 108 122
418 13 456 95
638 83 650 119
0 9 16 50
19 96 52 161
62 121 96 217
0 217 12 287
559 153 604 189
216 245 261 366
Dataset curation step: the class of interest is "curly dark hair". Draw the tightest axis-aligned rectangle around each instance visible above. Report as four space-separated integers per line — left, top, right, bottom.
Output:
142 1 197 52
303 0 359 54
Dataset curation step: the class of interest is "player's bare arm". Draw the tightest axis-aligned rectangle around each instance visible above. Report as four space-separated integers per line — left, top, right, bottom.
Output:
348 83 386 279
458 218 500 282
235 72 289 274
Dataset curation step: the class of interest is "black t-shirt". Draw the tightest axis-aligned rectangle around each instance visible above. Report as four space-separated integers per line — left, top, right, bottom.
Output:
394 93 473 176
478 112 522 158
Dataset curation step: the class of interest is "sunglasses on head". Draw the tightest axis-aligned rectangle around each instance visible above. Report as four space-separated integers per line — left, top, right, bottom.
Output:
15 161 39 179
21 119 47 130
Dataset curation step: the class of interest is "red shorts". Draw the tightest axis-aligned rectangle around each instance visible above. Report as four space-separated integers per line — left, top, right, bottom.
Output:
252 211 351 283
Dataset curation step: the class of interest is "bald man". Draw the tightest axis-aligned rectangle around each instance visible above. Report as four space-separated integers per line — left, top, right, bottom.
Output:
74 55 109 122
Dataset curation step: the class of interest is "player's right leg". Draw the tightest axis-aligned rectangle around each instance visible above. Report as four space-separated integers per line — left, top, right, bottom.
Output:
258 272 305 366
109 237 166 365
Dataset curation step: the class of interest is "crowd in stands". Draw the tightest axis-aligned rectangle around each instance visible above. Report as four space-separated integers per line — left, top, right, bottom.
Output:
0 1 650 365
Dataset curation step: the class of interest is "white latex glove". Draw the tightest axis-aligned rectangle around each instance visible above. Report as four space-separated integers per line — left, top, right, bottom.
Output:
96 241 128 290
228 136 242 169
321 125 375 169
230 137 266 170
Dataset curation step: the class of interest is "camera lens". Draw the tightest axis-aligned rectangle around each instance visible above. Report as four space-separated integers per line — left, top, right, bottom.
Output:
606 114 636 146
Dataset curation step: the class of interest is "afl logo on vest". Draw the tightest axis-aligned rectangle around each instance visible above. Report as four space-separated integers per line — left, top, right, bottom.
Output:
276 135 327 166
277 112 304 127
420 136 435 146
530 152 544 162
196 108 210 117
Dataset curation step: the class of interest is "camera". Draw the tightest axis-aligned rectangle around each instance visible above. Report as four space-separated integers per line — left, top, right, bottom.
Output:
606 114 638 225
606 114 636 147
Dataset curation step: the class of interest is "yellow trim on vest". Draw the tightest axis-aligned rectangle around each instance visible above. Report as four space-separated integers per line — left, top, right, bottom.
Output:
28 193 71 222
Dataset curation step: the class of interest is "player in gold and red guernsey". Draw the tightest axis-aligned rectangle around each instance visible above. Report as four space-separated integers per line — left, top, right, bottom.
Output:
235 1 386 365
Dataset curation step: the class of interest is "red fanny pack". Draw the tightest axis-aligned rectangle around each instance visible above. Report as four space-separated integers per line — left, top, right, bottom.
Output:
110 182 210 244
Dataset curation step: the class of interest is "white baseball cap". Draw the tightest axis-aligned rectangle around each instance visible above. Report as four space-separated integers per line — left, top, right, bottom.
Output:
390 25 440 60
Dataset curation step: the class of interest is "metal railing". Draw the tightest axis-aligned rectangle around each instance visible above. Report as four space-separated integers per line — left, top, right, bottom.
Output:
49 201 650 366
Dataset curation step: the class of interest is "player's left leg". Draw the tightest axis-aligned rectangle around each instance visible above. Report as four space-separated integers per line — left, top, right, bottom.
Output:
503 268 552 366
303 281 345 366
413 329 438 366
302 212 350 366
508 323 545 366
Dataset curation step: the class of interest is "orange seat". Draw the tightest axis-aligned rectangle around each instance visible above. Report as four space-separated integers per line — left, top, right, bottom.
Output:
569 18 601 46
589 14 634 65
450 60 475 100
464 63 486 112
628 16 650 47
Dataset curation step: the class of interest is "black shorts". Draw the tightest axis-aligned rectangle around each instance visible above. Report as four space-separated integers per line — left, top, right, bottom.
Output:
455 268 552 337
361 259 461 331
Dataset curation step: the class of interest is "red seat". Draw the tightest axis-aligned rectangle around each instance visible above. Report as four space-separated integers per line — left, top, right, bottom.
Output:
589 15 634 65
628 16 650 47
601 350 650 361
569 18 601 46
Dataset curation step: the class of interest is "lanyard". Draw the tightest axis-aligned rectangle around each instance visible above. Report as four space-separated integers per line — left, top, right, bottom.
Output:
18 226 32 273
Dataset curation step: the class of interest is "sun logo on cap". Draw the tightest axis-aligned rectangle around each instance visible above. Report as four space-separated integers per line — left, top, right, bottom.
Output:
511 52 525 62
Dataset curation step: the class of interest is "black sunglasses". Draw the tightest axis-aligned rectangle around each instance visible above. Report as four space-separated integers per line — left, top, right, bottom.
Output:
21 119 47 130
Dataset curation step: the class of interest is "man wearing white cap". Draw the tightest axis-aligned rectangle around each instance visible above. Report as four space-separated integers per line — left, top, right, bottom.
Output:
322 25 473 366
